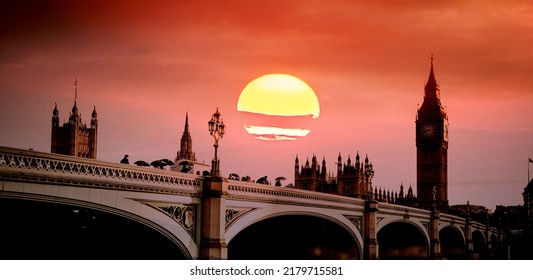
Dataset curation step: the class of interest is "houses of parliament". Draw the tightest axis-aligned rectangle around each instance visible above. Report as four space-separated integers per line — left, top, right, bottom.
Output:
294 58 450 212
49 60 533 236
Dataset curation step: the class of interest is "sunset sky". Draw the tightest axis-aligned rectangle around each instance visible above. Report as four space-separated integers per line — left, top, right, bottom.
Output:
1 0 532 210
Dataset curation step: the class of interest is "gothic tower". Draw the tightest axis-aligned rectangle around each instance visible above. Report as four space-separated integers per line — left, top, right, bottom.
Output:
176 112 196 162
171 113 197 173
416 56 449 211
51 80 98 159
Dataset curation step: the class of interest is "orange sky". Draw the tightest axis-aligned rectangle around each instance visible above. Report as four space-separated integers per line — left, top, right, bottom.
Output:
1 0 532 210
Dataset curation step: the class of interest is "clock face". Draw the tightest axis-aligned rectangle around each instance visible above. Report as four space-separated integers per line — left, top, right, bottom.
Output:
421 124 435 137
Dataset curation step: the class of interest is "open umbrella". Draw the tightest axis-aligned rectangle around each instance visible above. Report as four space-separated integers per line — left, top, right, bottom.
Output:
160 159 174 166
275 176 286 187
229 173 240 180
177 160 193 172
134 160 150 167
257 176 269 184
150 160 165 169
177 160 192 166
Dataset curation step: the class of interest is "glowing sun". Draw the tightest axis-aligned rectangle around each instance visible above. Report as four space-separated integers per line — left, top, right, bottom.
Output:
237 74 320 141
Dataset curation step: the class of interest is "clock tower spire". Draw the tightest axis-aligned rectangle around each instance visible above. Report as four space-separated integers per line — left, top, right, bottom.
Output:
416 56 449 211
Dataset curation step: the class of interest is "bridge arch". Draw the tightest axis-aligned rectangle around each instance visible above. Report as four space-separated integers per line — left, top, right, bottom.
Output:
472 229 488 259
0 190 196 259
489 233 500 258
226 208 362 259
439 225 466 259
376 219 430 259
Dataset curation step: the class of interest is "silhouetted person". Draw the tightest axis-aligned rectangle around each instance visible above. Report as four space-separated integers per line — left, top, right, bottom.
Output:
120 155 129 164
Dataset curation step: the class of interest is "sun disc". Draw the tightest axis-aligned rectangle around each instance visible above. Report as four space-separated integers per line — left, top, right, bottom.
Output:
237 74 320 118
237 73 320 141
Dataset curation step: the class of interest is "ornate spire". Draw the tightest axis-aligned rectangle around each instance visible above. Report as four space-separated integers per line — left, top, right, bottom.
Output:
424 54 441 102
176 112 196 162
184 111 190 132
71 101 78 113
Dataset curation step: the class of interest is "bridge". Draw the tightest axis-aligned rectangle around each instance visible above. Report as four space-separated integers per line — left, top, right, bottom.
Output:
0 146 505 259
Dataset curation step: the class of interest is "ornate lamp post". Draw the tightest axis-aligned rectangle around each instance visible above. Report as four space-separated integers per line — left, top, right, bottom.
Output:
365 162 375 200
363 161 377 259
208 108 225 178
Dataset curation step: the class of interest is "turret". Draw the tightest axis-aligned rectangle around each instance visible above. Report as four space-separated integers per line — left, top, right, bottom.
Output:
69 101 80 124
52 103 59 127
91 106 98 128
407 185 414 199
337 153 342 174
295 155 300 174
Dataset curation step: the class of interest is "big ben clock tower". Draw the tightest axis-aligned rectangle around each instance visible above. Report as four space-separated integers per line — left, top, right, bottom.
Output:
416 56 449 211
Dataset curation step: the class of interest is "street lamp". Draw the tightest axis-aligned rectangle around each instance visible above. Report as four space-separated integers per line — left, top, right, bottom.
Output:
365 162 375 200
208 108 225 177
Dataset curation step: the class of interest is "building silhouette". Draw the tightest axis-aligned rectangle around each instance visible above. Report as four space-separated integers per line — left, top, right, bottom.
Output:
51 82 98 159
294 154 328 193
524 178 533 231
415 57 449 211
294 152 374 198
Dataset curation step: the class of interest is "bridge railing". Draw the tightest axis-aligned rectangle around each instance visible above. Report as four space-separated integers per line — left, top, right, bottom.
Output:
0 146 203 195
226 179 367 210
